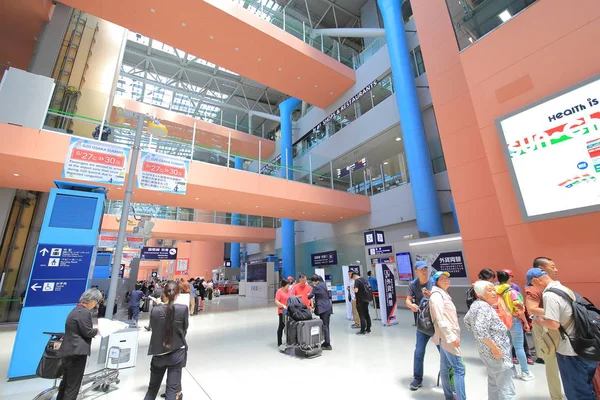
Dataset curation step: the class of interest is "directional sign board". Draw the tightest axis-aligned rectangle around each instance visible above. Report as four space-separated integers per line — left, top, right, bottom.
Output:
25 244 94 307
140 247 178 260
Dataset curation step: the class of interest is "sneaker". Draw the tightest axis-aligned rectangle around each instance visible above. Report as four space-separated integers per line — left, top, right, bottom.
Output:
409 379 422 391
512 357 518 364
322 344 332 350
366 329 371 334
535 358 545 365
351 324 360 329
527 357 534 365
356 331 366 335
521 371 535 381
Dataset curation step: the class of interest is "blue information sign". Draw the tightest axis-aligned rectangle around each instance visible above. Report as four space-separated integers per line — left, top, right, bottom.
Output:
25 244 94 308
140 247 178 260
367 245 393 256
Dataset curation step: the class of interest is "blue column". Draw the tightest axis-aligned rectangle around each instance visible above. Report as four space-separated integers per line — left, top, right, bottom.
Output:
377 0 445 237
279 97 301 278
450 197 460 233
230 156 244 268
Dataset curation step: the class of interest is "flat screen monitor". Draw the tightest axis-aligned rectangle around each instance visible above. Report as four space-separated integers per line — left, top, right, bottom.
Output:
396 252 413 281
247 263 267 282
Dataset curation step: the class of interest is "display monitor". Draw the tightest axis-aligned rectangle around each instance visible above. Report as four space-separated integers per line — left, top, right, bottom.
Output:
396 252 413 281
247 263 267 282
496 75 600 221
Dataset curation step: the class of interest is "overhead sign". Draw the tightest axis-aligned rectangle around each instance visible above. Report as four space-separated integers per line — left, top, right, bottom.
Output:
337 158 367 179
63 138 130 185
375 230 385 244
140 247 178 260
137 151 189 195
367 246 393 256
311 250 338 267
98 232 144 249
364 231 375 246
496 75 600 221
311 79 378 134
416 251 467 278
25 244 94 307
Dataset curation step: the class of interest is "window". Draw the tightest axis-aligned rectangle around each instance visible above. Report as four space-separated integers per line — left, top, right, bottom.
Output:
410 46 426 78
445 0 539 50
402 0 413 23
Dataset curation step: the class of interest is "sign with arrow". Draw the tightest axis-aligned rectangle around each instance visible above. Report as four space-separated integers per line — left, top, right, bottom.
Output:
25 244 94 308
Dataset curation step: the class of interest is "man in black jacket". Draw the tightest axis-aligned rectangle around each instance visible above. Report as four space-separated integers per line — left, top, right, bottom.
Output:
352 272 372 335
309 275 333 350
57 289 103 400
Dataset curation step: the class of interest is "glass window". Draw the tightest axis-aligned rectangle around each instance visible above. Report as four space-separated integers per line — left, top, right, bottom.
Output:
402 0 414 23
445 0 539 50
410 46 425 78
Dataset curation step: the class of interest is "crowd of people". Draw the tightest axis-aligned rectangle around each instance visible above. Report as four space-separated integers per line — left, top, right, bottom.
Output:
405 256 598 400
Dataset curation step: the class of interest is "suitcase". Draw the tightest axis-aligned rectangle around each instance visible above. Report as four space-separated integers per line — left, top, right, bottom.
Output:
296 319 323 348
286 320 299 346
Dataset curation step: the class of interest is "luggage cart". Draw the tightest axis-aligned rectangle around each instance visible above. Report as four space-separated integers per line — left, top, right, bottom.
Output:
34 332 121 400
278 314 323 359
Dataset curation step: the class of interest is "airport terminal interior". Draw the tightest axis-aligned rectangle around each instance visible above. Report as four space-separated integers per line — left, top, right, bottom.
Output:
0 0 599 399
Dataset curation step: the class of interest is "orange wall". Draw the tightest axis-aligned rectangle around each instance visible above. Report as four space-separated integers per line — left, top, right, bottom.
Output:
412 0 600 302
190 241 225 278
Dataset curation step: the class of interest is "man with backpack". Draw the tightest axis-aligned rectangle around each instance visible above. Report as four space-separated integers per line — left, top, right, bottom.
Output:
527 268 599 400
352 272 372 335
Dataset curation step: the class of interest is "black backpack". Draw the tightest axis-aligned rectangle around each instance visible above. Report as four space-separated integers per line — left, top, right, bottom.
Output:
417 298 435 336
546 288 600 362
465 287 476 310
357 277 373 302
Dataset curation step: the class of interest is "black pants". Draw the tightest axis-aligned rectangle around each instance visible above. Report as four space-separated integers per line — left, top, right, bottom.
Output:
144 348 186 400
277 314 285 346
318 311 332 346
57 355 87 400
193 297 199 315
356 300 371 332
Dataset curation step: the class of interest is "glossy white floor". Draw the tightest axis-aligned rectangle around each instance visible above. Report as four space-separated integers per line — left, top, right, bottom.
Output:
0 295 555 400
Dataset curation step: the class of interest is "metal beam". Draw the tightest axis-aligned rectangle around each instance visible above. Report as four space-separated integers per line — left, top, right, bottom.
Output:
311 28 386 37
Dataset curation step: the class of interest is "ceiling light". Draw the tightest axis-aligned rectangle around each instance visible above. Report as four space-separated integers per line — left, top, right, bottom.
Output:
117 187 122 190
13 173 19 177
408 236 462 247
498 10 512 22
321 214 326 217
195 197 199 200
280 208 283 211
302 211 305 214
383 161 389 165
297 76 301 80
329 92 334 95
227 202 231 205
150 8 156 13
181 22 187 27
257 57 262 62
278 67 282 71
255 205 259 208
314 84 318 88
468 37 474 44
209 35 214 40
235 47 239 51
395 137 401 141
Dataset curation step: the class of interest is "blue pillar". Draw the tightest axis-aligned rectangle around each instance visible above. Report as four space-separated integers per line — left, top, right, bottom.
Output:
279 97 301 278
377 0 445 237
230 156 244 268
450 197 460 233
9 181 107 379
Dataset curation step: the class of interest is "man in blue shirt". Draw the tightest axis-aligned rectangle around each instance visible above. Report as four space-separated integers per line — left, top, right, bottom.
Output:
128 284 145 326
367 270 378 291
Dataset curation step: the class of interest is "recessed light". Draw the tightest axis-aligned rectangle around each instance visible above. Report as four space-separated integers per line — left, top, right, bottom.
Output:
181 22 187 27
340 217 343 219
498 10 512 23
117 187 122 190
209 35 214 40
302 211 305 214
255 205 259 208
384 161 389 165
235 47 239 52
195 197 199 200
13 173 19 177
321 214 326 217
280 208 283 211
150 8 156 13
227 202 231 205
395 137 402 141
297 76 301 80
278 67 282 71
329 92 334 95
257 57 262 62
314 84 318 88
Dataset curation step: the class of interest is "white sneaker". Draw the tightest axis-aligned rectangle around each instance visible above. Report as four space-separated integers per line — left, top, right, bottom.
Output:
521 371 535 381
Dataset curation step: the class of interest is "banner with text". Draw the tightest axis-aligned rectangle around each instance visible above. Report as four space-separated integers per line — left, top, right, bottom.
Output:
137 152 189 194
98 232 144 249
375 263 399 326
63 138 130 185
415 251 467 278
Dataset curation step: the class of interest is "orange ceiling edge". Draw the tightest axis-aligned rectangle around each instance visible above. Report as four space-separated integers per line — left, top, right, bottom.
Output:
59 0 356 108
0 124 371 223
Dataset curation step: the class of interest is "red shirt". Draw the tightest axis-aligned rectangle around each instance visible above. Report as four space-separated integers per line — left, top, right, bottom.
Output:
291 283 312 308
275 288 291 314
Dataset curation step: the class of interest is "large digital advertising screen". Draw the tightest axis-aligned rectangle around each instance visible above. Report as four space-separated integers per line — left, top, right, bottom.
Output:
496 75 600 221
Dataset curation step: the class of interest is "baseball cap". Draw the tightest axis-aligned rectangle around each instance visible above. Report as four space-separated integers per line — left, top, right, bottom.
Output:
432 271 450 284
503 269 514 277
287 276 294 281
526 268 547 286
414 261 428 270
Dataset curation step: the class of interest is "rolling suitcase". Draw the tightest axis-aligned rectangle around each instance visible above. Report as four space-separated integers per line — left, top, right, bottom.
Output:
286 320 299 346
295 318 323 358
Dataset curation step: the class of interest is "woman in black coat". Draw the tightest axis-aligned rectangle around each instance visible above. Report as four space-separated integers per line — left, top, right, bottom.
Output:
144 281 188 400
57 289 103 400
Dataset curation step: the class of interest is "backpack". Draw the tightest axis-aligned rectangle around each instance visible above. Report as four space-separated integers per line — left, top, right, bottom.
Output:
287 296 312 321
357 277 373 302
417 298 435 336
546 288 600 362
465 287 476 310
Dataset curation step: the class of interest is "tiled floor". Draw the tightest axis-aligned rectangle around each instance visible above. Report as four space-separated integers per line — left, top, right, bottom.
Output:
0 296 555 399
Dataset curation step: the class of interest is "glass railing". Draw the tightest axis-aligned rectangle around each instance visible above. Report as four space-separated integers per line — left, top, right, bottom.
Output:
445 0 539 50
104 200 279 228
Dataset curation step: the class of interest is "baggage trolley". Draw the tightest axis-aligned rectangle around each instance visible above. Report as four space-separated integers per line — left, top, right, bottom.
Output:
34 332 121 400
279 314 323 359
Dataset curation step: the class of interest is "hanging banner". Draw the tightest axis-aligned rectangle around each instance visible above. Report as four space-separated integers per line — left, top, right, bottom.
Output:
375 263 399 326
342 265 360 320
137 151 189 194
98 232 144 249
415 251 467 278
175 259 189 275
62 138 130 185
